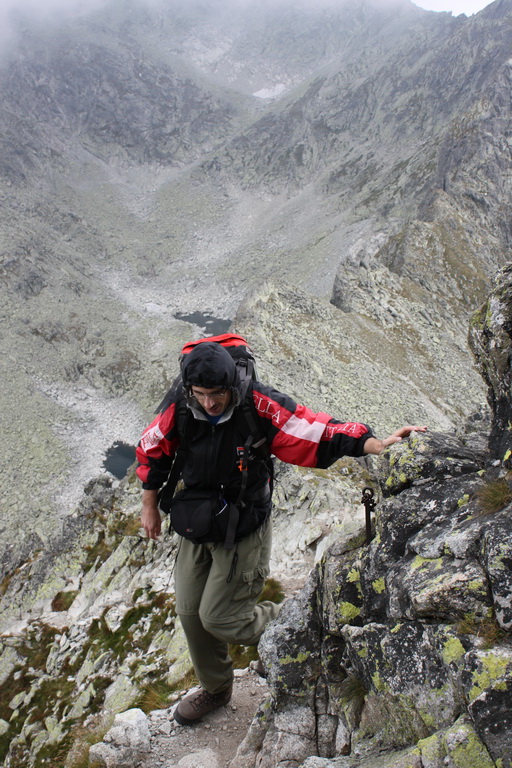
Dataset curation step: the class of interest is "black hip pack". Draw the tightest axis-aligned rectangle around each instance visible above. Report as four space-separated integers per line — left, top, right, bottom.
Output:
169 487 269 550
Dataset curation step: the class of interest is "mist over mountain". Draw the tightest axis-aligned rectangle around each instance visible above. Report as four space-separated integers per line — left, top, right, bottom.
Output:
1 0 511 573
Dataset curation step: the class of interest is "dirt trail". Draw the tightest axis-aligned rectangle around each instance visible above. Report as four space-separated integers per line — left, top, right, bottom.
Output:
141 666 269 767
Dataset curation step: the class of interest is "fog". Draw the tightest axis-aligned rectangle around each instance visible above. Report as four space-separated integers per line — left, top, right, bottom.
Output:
0 0 109 46
0 0 493 52
0 0 373 45
0 0 490 23
0 0 108 23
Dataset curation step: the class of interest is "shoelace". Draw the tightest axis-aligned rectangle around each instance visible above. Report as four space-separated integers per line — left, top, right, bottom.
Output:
190 691 216 711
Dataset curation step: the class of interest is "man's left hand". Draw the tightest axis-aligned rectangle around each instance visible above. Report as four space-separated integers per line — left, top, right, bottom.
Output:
364 425 427 455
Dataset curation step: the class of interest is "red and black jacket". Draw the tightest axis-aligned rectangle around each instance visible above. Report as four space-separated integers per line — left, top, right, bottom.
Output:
136 381 374 499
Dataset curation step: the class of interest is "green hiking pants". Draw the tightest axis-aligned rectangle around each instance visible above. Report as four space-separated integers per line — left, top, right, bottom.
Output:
174 517 281 694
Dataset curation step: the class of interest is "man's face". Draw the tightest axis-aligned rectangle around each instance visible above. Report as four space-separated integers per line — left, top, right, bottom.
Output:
190 386 231 417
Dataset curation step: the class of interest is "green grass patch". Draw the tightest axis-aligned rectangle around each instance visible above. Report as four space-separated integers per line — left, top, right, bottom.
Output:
51 590 79 612
88 592 176 657
0 625 58 763
258 577 285 604
26 676 77 725
0 730 13 765
135 669 198 714
32 732 75 768
107 510 144 539
476 477 512 515
40 713 114 768
456 612 505 648
229 643 259 669
135 679 181 713
340 673 368 706
89 605 149 656
82 531 113 573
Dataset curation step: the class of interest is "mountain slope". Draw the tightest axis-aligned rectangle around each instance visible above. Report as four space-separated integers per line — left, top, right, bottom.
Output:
1 0 511 574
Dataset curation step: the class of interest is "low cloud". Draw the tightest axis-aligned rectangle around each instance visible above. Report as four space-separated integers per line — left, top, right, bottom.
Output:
0 0 451 50
0 0 109 22
0 0 399 18
0 0 110 48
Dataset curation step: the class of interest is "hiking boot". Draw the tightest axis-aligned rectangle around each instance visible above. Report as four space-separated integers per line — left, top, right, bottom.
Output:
173 683 232 725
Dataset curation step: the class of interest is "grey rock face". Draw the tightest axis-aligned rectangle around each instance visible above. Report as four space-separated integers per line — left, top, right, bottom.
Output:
249 427 511 766
470 263 512 462
377 429 486 496
469 679 512 768
241 268 512 767
88 709 151 768
480 513 512 630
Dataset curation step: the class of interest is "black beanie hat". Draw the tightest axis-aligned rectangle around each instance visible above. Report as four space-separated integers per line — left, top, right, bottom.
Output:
181 343 239 389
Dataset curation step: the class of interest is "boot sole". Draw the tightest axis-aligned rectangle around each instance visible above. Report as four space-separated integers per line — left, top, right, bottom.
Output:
173 707 198 726
173 696 232 726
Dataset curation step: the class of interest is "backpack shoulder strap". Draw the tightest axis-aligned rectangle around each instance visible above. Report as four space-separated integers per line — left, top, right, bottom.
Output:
233 382 273 508
157 397 191 514
237 381 269 456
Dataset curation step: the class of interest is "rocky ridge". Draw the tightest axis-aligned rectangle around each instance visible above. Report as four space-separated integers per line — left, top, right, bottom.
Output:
225 275 512 768
0 267 510 766
222 266 512 768
0 455 372 766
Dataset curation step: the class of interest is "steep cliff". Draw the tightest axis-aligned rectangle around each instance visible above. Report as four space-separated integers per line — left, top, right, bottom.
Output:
237 265 512 768
0 267 510 767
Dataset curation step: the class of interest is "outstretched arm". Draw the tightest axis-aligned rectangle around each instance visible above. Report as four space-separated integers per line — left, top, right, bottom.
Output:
363 425 427 456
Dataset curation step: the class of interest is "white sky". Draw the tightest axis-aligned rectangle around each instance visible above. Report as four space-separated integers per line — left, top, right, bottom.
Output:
413 0 492 13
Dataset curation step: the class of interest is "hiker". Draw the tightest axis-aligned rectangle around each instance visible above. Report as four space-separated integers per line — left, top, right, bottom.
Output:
136 337 427 725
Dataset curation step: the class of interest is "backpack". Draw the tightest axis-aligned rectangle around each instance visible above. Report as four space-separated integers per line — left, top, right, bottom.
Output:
157 334 272 546
155 332 257 409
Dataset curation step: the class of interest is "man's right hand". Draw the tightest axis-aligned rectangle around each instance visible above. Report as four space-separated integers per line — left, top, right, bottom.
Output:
141 489 162 539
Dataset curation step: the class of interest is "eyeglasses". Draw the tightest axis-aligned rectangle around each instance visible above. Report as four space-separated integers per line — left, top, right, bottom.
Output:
191 388 229 402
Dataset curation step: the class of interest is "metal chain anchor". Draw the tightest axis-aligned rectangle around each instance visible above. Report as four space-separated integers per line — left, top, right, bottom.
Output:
361 486 376 545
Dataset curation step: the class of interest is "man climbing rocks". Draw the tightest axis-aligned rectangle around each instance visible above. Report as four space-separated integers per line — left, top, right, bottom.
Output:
136 338 426 725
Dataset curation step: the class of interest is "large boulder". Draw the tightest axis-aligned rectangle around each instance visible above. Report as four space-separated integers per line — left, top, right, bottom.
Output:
469 263 512 462
88 709 151 768
252 398 511 767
